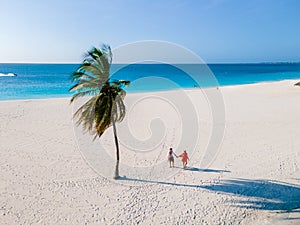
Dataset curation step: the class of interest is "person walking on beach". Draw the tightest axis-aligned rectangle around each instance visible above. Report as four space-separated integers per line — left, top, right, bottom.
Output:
168 148 177 168
178 150 189 169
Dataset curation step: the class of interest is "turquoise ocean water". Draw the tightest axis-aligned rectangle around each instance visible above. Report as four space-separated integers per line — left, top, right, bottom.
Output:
0 63 300 101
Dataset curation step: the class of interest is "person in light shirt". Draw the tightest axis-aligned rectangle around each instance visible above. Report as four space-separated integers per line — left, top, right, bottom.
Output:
167 148 177 168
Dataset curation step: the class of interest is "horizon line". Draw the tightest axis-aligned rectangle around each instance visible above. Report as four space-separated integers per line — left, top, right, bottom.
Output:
0 61 300 65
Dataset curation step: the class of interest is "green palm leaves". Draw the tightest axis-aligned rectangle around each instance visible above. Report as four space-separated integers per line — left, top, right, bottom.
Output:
69 45 130 140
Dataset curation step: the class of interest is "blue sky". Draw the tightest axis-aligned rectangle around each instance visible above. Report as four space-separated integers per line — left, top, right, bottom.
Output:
0 0 299 63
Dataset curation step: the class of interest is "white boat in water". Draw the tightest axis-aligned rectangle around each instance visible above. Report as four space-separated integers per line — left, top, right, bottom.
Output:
0 73 17 77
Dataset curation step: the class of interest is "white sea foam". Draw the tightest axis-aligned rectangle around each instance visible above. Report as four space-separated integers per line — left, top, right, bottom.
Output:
0 73 17 77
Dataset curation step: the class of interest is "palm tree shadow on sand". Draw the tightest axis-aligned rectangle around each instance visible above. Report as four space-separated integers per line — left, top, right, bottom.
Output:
202 179 300 212
119 176 300 213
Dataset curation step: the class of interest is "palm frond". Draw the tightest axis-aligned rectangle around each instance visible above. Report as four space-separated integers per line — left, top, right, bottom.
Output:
84 45 111 75
79 62 104 77
112 95 126 122
70 89 99 103
111 79 131 87
94 93 113 138
73 95 100 133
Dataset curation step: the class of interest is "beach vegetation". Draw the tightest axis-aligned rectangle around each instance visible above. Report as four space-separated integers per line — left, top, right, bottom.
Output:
69 44 130 179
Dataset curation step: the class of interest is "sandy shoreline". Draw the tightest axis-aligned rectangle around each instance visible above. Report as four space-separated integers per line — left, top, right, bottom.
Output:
0 80 299 224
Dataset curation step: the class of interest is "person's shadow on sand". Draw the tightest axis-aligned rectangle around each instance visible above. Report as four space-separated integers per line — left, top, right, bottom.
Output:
184 167 230 173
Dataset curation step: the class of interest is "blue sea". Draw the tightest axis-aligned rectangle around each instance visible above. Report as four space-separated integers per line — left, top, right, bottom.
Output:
0 63 300 101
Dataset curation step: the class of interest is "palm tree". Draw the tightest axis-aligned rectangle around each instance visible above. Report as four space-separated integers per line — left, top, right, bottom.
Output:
69 45 130 179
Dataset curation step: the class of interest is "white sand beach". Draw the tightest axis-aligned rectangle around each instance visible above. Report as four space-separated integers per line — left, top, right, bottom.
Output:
0 80 299 224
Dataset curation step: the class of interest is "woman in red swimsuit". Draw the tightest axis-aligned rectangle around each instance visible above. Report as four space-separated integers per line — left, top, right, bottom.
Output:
178 150 189 169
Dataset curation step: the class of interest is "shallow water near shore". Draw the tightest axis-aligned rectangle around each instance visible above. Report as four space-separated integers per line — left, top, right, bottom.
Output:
0 63 300 100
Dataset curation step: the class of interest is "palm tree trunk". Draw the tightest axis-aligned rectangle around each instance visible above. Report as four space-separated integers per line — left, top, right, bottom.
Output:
112 114 120 179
